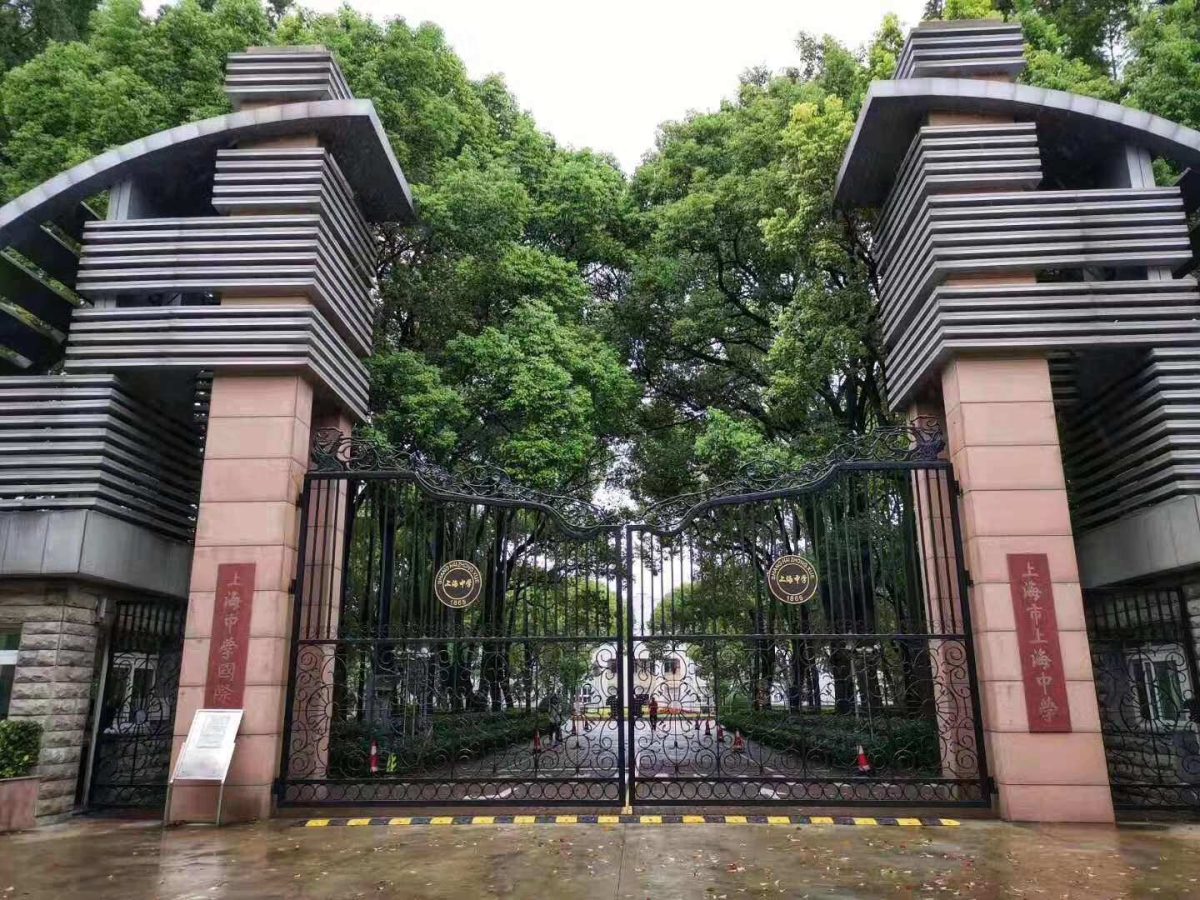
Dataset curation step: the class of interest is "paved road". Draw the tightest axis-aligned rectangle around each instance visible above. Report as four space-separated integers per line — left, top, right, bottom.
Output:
7 815 1200 899
425 716 768 779
371 715 851 803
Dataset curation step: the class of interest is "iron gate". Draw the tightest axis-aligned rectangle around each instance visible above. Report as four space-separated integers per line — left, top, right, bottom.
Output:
277 437 627 806
626 438 987 806
87 598 185 809
1085 586 1200 812
278 423 988 809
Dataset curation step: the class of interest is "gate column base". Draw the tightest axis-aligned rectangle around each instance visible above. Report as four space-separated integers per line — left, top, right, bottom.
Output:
167 783 273 823
939 355 1115 824
997 784 1115 823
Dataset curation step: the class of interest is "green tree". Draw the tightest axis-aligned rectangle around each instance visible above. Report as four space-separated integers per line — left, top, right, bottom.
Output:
0 0 97 76
0 0 270 200
412 299 637 491
1124 0 1200 130
615 23 898 504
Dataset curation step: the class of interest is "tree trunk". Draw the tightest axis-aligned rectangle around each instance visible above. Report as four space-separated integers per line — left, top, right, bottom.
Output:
831 645 855 715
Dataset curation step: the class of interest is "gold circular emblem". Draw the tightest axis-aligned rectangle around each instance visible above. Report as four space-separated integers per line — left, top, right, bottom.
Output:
434 560 482 609
766 555 818 605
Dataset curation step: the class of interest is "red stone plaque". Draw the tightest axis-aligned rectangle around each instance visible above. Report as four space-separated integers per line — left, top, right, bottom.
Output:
204 563 256 708
1006 553 1071 733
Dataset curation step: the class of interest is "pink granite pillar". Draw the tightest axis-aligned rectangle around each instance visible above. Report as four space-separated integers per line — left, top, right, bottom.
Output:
286 408 352 791
943 355 1113 822
908 399 976 783
169 374 313 822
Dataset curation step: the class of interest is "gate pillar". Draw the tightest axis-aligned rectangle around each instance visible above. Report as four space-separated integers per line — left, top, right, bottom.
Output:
940 355 1113 822
907 418 975 785
163 45 404 821
169 373 317 822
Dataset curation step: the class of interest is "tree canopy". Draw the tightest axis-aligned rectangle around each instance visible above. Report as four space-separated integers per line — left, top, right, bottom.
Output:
1 0 1198 503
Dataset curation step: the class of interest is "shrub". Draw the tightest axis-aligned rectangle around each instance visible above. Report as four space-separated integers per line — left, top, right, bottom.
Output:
719 709 941 774
0 720 42 779
329 710 553 777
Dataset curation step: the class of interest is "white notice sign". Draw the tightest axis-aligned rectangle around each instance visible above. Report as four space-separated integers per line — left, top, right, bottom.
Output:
173 709 243 782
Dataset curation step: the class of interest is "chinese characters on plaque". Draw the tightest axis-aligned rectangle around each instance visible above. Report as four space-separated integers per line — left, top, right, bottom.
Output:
765 555 819 605
1006 553 1071 732
204 563 256 708
434 560 482 609
174 709 243 782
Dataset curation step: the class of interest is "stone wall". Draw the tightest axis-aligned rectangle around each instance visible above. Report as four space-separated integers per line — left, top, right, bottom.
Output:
0 581 105 822
1183 576 1200 663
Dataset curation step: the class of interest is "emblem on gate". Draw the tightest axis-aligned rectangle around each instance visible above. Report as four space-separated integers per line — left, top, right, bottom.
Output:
434 560 483 609
766 555 818 604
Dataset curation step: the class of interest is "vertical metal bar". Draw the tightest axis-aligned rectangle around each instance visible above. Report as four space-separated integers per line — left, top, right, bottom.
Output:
336 477 356 637
614 527 626 808
944 464 990 801
276 474 316 801
624 526 635 809
81 616 113 810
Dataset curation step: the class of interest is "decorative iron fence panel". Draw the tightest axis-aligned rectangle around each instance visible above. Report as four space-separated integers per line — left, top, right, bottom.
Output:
626 461 988 806
278 446 627 807
87 599 185 809
1085 586 1200 812
278 424 989 809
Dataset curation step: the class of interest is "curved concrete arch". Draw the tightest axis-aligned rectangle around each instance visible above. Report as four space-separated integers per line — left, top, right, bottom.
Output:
0 98 414 247
835 78 1200 208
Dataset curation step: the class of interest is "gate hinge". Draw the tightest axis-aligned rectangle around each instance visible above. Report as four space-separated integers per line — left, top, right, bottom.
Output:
963 570 974 589
288 577 297 595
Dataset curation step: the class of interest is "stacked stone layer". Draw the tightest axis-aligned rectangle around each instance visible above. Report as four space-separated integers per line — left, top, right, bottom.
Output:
0 582 103 821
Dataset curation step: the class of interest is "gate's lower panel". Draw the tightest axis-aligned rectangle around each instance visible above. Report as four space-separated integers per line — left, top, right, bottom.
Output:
279 636 625 807
627 635 987 806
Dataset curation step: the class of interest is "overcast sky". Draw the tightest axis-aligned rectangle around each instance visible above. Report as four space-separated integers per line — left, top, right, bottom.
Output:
301 0 927 172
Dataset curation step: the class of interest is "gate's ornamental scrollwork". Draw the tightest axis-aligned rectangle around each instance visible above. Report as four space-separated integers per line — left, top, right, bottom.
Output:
310 418 945 534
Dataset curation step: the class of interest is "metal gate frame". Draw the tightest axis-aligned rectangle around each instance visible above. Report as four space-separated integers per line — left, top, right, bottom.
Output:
277 436 629 808
276 423 990 810
1085 585 1200 813
621 438 990 807
86 598 185 810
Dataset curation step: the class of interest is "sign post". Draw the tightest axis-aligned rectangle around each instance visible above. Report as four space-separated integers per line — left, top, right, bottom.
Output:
166 708 243 826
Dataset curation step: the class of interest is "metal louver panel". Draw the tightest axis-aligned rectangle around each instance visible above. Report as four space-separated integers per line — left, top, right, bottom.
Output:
74 215 375 356
0 375 202 540
63 305 369 422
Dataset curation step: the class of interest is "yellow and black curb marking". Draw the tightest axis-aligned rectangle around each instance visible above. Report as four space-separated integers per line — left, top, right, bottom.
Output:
299 814 959 828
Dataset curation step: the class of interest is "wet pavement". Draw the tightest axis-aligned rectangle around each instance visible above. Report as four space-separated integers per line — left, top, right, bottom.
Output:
3 816 1200 898
361 718 905 804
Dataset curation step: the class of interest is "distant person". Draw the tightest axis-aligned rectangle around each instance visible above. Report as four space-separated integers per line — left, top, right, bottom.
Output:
550 694 566 745
648 696 659 731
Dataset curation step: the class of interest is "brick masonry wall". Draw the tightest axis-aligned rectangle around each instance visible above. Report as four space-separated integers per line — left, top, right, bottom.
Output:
0 582 104 822
1182 577 1200 663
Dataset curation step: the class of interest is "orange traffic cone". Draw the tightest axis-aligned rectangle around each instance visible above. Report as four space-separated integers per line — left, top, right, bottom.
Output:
732 731 746 753
533 731 542 753
369 740 379 775
856 744 872 775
